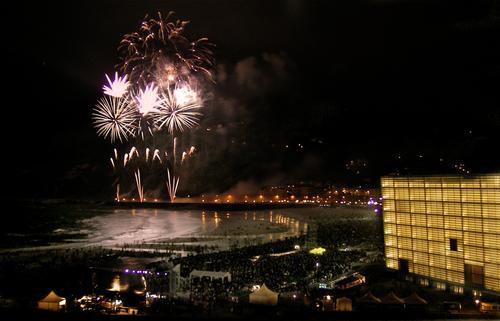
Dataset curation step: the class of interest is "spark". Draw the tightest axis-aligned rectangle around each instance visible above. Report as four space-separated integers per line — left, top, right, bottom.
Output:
114 148 118 160
188 146 196 155
123 153 129 166
136 84 162 115
153 149 162 162
110 158 115 169
92 96 137 143
103 72 130 98
181 151 187 164
129 146 139 159
145 148 150 162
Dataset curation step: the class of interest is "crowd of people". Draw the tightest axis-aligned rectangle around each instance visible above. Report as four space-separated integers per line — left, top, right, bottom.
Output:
173 242 376 301
169 211 383 303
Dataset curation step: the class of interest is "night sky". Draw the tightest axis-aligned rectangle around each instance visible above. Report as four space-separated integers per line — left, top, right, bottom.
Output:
2 0 499 199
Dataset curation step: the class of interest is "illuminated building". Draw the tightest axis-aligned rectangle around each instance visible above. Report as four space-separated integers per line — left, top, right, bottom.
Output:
381 174 500 294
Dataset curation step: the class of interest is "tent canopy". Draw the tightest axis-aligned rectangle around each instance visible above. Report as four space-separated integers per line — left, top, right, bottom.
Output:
358 291 381 304
38 291 66 311
309 247 326 255
249 284 279 306
336 297 353 311
190 270 231 280
381 291 404 305
39 291 65 303
404 292 428 305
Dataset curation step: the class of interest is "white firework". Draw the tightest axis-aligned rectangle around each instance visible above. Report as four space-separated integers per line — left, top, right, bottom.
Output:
92 96 137 143
174 86 198 106
136 84 162 115
129 146 139 159
116 184 120 202
103 72 130 98
166 168 179 202
134 169 144 202
154 85 203 134
153 149 162 163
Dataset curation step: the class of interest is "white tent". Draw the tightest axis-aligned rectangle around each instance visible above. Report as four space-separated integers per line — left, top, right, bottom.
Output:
189 270 231 282
249 284 278 306
38 291 66 311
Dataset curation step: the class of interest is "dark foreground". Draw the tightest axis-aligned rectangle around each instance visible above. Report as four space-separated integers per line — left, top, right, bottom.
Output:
2 307 499 321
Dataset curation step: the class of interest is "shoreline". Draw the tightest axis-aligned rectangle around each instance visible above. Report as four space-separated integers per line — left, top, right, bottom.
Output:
108 201 319 211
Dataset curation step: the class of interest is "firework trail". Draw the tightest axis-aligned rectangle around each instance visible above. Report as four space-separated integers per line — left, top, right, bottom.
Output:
114 148 119 160
145 148 150 162
110 158 115 169
116 183 120 202
166 168 179 202
134 169 144 202
172 137 177 168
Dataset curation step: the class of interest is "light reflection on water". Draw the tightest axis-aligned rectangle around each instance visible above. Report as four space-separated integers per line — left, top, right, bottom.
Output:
5 209 310 252
4 207 375 252
194 210 307 242
80 209 309 250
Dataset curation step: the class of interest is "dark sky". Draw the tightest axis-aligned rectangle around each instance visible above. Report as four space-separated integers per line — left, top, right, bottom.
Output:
2 0 500 199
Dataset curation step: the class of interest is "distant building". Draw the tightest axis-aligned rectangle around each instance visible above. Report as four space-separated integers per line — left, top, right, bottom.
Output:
334 272 366 290
381 174 500 295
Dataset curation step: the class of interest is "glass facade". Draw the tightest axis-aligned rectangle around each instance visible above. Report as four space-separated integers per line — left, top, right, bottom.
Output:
381 174 500 293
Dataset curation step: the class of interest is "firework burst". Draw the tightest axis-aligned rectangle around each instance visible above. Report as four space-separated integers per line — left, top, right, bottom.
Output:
103 72 130 98
92 96 138 143
154 85 203 134
135 84 162 116
118 11 215 86
94 11 214 202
